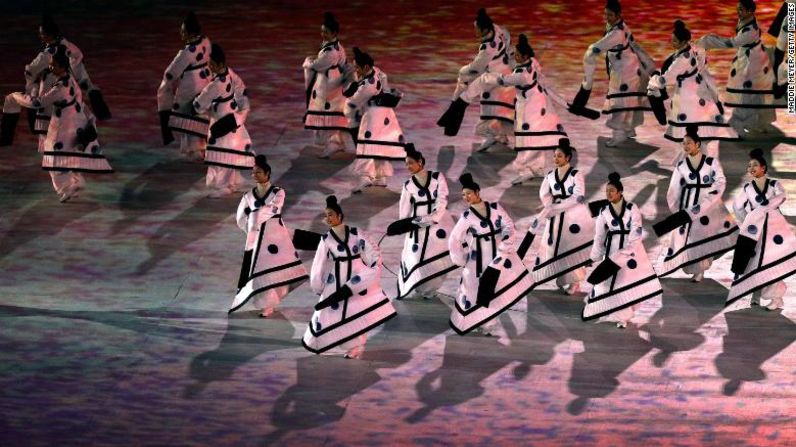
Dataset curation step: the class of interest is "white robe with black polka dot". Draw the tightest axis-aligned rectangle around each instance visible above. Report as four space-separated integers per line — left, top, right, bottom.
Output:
448 201 534 334
728 178 796 305
584 200 662 322
303 39 349 131
302 226 397 354
157 36 212 138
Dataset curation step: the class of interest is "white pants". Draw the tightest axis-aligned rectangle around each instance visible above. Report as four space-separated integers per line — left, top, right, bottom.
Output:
339 333 367 354
314 130 347 149
49 171 84 195
352 158 393 181
252 285 289 312
206 166 246 191
179 134 206 158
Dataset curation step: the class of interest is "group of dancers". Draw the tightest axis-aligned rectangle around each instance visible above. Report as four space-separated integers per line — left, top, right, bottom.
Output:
0 1 793 359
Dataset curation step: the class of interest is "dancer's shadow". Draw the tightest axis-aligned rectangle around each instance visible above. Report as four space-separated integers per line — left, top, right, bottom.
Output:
183 310 296 398
642 278 727 368
262 298 450 444
586 138 659 191
278 144 352 220
463 146 515 188
0 198 95 261
406 303 564 423
532 291 653 416
715 306 796 396
135 196 232 274
111 157 205 236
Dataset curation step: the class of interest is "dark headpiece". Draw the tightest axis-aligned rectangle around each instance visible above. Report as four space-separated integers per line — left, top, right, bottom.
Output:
323 12 340 34
459 173 480 191
326 195 344 216
684 124 701 144
475 8 493 31
352 47 374 67
183 12 201 35
749 148 767 170
404 143 424 164
673 20 691 42
605 0 622 14
739 0 756 12
607 172 624 192
254 154 271 174
51 45 70 70
516 33 534 58
558 138 575 159
41 14 60 37
210 43 226 65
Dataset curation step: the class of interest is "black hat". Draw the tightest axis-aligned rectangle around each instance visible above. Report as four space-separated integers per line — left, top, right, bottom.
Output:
323 12 340 34
475 8 493 31
404 143 424 163
40 14 60 37
352 47 374 67
516 33 534 58
605 0 622 14
684 124 701 144
459 173 480 191
183 12 201 35
326 195 344 217
210 43 226 65
254 154 271 174
739 0 756 12
673 20 691 42
749 148 767 170
607 172 624 192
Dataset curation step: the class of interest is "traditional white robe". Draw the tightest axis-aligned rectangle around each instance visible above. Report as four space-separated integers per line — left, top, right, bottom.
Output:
658 154 738 277
523 167 594 287
584 200 662 321
193 67 254 190
345 67 406 180
648 44 738 145
456 24 514 139
302 226 397 354
583 20 654 134
727 178 796 305
448 202 534 334
230 186 308 313
303 39 349 132
157 36 211 151
396 171 458 299
3 69 57 152
25 37 97 94
496 58 567 176
698 17 776 131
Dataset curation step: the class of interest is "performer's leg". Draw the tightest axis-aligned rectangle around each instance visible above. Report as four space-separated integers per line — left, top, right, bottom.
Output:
762 281 786 311
341 333 367 359
253 284 289 317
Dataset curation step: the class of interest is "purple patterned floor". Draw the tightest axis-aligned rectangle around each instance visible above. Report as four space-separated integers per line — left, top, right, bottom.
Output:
1 1 795 446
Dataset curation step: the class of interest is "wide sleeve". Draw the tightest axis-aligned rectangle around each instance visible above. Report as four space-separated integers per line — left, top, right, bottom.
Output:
345 231 383 295
698 158 728 212
497 69 527 87
157 49 191 111
733 186 751 224
496 205 516 254
747 180 787 224
429 174 451 224
24 51 50 92
582 29 624 89
624 206 645 249
310 239 330 295
30 82 66 109
235 195 249 232
698 26 757 49
398 184 412 220
666 166 683 213
448 216 470 267
546 173 585 213
192 80 218 115
458 44 492 83
344 81 372 122
590 212 608 263
650 55 687 92
306 47 335 72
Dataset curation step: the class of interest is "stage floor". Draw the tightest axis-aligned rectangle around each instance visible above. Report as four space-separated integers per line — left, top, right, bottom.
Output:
1 1 795 445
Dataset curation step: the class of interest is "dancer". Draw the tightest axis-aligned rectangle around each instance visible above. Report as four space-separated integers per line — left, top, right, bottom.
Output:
698 0 776 136
448 173 534 335
584 173 662 327
392 144 457 300
503 34 569 185
768 1 790 103
230 155 308 316
303 12 351 158
437 8 514 151
654 125 738 281
192 43 255 197
157 12 211 159
2 47 57 150
727 149 796 310
569 0 655 147
11 48 113 201
647 20 738 159
521 139 593 295
302 196 397 358
344 47 406 192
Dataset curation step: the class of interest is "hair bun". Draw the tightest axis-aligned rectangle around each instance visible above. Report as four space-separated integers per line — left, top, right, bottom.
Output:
674 20 686 31
255 154 268 164
326 195 339 207
608 172 621 183
459 173 473 184
518 34 528 45
749 148 764 159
